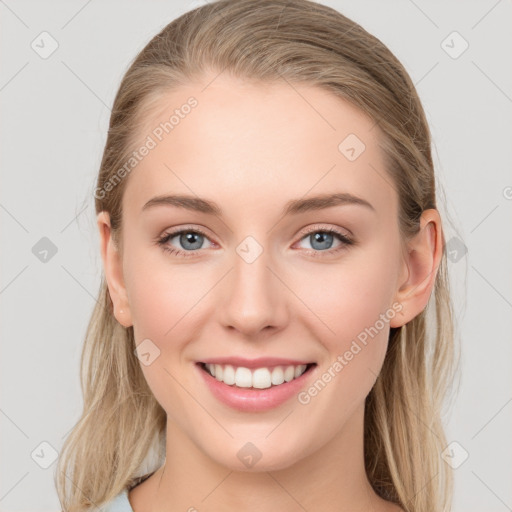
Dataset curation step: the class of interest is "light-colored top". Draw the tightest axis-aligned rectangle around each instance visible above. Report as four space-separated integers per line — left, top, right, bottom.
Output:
100 488 134 512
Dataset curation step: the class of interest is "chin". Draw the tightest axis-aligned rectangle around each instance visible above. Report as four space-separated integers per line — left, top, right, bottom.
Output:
207 439 310 473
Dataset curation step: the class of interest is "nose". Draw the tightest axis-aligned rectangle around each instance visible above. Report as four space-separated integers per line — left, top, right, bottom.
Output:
219 242 289 338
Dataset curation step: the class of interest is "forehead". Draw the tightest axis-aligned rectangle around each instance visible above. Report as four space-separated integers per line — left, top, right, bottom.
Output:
122 74 397 224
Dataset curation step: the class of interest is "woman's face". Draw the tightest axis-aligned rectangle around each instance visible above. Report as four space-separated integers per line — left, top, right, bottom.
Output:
100 74 412 471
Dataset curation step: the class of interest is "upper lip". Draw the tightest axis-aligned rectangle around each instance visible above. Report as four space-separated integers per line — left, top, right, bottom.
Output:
198 357 315 369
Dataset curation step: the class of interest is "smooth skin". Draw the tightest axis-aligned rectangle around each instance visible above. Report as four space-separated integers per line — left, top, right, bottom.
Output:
97 73 442 512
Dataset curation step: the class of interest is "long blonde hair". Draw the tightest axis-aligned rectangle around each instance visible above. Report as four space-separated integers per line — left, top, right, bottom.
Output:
55 1 460 510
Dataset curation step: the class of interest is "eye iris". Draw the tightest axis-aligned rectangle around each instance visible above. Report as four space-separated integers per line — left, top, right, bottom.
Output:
180 232 203 250
310 232 334 250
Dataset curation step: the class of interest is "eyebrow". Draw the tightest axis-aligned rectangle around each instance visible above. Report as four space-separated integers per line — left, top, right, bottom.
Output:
141 192 375 216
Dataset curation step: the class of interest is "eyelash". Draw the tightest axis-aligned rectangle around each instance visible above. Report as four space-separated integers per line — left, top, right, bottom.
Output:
156 225 354 259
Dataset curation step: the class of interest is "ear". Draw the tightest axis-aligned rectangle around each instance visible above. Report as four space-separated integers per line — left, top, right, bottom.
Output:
97 211 133 327
390 209 443 328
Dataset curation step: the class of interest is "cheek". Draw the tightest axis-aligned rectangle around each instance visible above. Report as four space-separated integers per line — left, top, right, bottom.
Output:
122 246 213 386
290 259 396 432
291 241 399 389
124 246 199 341
123 253 203 415
298 249 398 341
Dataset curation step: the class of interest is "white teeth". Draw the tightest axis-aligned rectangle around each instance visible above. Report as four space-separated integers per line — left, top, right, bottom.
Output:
234 367 252 388
284 365 295 382
203 363 308 388
271 366 284 385
294 365 304 378
252 368 272 389
222 364 236 385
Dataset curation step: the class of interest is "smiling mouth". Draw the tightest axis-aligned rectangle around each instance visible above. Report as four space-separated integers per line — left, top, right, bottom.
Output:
197 362 316 389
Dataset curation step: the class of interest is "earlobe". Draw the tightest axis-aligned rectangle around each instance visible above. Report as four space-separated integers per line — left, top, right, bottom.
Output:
389 209 443 328
96 211 133 327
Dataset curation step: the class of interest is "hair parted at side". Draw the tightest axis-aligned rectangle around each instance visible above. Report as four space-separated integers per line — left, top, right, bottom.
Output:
55 1 460 511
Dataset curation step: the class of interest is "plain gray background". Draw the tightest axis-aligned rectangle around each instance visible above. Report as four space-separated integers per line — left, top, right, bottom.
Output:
1 1 511 511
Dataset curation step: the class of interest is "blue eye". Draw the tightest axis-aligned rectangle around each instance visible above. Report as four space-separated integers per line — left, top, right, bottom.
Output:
157 228 213 258
156 226 354 258
296 227 354 256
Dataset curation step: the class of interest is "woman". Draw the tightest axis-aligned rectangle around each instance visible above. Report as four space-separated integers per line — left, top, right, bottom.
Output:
55 1 459 511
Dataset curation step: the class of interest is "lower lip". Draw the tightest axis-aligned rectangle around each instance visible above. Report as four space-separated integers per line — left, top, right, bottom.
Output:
196 363 316 412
